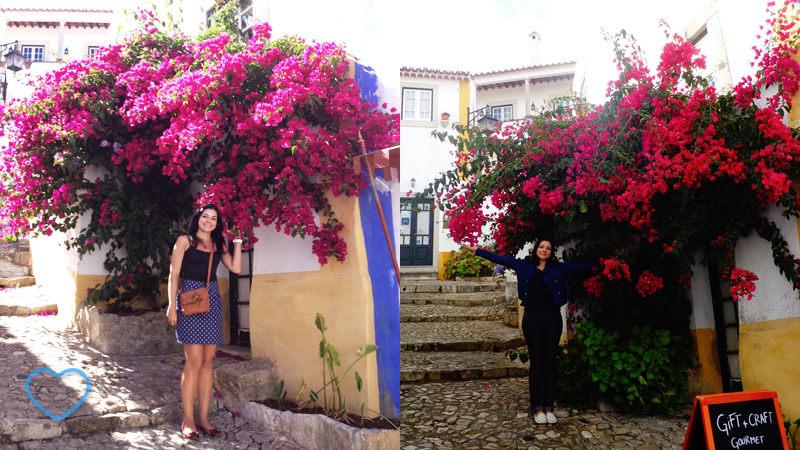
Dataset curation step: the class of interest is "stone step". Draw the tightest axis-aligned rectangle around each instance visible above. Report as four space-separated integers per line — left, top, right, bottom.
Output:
0 275 36 288
401 320 524 352
401 292 505 307
0 302 58 316
401 280 505 294
401 304 505 323
399 267 439 282
4 395 224 443
400 350 528 383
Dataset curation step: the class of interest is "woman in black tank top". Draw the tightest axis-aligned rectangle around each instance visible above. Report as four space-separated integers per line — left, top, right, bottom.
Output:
167 204 242 439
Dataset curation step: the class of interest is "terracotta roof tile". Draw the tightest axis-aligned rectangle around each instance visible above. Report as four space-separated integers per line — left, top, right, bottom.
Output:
1 8 113 13
473 60 576 77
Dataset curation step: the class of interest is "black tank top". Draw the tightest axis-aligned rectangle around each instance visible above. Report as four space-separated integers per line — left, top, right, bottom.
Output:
181 241 222 282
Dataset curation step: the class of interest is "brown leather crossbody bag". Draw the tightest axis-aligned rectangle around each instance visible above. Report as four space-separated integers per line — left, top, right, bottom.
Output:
180 242 214 316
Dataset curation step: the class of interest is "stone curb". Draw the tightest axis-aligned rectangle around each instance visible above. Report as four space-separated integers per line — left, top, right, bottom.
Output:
241 401 399 450
400 335 525 352
400 365 529 383
400 311 505 323
454 276 505 282
0 398 223 443
400 296 505 307
0 303 57 316
0 276 36 289
401 283 504 294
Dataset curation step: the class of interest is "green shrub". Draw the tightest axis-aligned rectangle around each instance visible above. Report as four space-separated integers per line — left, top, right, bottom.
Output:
573 320 693 414
443 248 497 279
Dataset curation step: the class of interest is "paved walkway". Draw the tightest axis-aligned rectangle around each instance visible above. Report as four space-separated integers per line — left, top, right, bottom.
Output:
400 279 527 383
400 378 692 450
0 307 302 449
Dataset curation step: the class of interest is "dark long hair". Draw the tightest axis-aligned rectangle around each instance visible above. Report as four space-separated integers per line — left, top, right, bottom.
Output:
526 237 559 267
186 204 228 254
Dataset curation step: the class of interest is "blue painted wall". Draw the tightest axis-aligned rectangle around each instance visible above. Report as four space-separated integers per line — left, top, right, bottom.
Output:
355 59 400 419
358 168 400 419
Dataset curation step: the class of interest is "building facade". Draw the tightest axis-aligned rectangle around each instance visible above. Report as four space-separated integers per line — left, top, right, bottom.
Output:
20 1 401 420
400 32 584 279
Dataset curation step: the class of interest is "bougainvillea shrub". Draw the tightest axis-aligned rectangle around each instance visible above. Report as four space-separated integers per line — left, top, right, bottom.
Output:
419 3 800 411
0 10 398 312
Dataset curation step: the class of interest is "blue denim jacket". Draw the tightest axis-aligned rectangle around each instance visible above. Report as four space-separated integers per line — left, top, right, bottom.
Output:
476 248 598 308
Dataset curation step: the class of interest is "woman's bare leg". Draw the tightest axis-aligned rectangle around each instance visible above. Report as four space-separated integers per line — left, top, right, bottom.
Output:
182 344 204 433
196 344 217 429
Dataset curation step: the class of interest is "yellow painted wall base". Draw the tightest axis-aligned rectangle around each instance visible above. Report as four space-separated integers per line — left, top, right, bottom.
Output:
740 316 800 421
248 194 380 417
687 328 723 397
438 251 453 280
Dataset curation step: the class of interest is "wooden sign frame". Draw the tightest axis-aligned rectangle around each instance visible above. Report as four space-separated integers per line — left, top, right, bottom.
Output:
683 390 789 450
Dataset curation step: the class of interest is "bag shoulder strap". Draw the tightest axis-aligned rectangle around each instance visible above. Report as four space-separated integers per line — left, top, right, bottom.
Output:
206 244 214 286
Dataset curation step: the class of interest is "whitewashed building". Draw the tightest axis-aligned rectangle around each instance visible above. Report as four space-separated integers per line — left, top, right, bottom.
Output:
0 7 115 103
400 32 585 278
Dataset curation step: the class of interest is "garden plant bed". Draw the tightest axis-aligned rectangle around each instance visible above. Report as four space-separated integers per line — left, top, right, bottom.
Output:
75 302 182 355
260 399 399 430
242 400 400 450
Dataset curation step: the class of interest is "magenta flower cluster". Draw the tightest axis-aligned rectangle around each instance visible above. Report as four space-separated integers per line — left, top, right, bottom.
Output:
0 11 399 275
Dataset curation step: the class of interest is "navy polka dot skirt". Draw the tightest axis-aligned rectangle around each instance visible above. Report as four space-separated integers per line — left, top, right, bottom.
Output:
175 279 223 345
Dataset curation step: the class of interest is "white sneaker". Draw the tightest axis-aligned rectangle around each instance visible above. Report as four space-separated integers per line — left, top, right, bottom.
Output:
546 412 557 424
534 412 547 424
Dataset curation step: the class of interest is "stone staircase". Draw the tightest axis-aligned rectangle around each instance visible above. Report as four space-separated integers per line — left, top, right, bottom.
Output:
0 239 36 289
400 279 528 383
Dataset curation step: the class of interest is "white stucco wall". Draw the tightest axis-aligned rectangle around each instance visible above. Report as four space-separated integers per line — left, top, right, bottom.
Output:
475 78 573 119
735 207 800 324
400 77 461 197
689 250 716 330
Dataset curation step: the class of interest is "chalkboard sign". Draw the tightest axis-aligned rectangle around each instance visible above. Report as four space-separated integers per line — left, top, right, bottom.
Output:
683 390 789 450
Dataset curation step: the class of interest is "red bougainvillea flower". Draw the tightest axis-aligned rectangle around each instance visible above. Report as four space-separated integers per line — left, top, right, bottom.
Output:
730 268 759 301
636 271 664 297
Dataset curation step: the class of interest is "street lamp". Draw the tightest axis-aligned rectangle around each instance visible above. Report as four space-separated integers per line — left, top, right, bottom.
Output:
0 41 31 104
466 105 500 131
4 44 26 73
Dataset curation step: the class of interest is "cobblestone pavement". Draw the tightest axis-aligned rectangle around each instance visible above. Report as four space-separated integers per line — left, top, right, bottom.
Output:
0 313 301 448
0 285 57 315
401 304 504 323
401 292 505 307
400 280 505 294
401 350 528 382
401 321 524 352
401 378 692 450
0 409 302 449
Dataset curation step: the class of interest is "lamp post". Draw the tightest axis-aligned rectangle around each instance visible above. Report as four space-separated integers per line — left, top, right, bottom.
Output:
0 41 31 104
466 105 500 131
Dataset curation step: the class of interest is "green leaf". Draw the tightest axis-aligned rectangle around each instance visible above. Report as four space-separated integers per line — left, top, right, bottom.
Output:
355 372 363 392
327 343 341 366
360 344 378 358
579 200 588 213
315 313 327 332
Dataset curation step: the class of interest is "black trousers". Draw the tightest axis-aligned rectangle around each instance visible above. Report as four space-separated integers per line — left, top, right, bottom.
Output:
521 310 563 412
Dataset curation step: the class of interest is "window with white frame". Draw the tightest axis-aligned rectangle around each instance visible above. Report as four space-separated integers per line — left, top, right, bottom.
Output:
402 88 432 121
491 105 513 122
238 0 254 32
87 46 100 59
206 0 254 33
22 46 44 62
548 93 572 113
